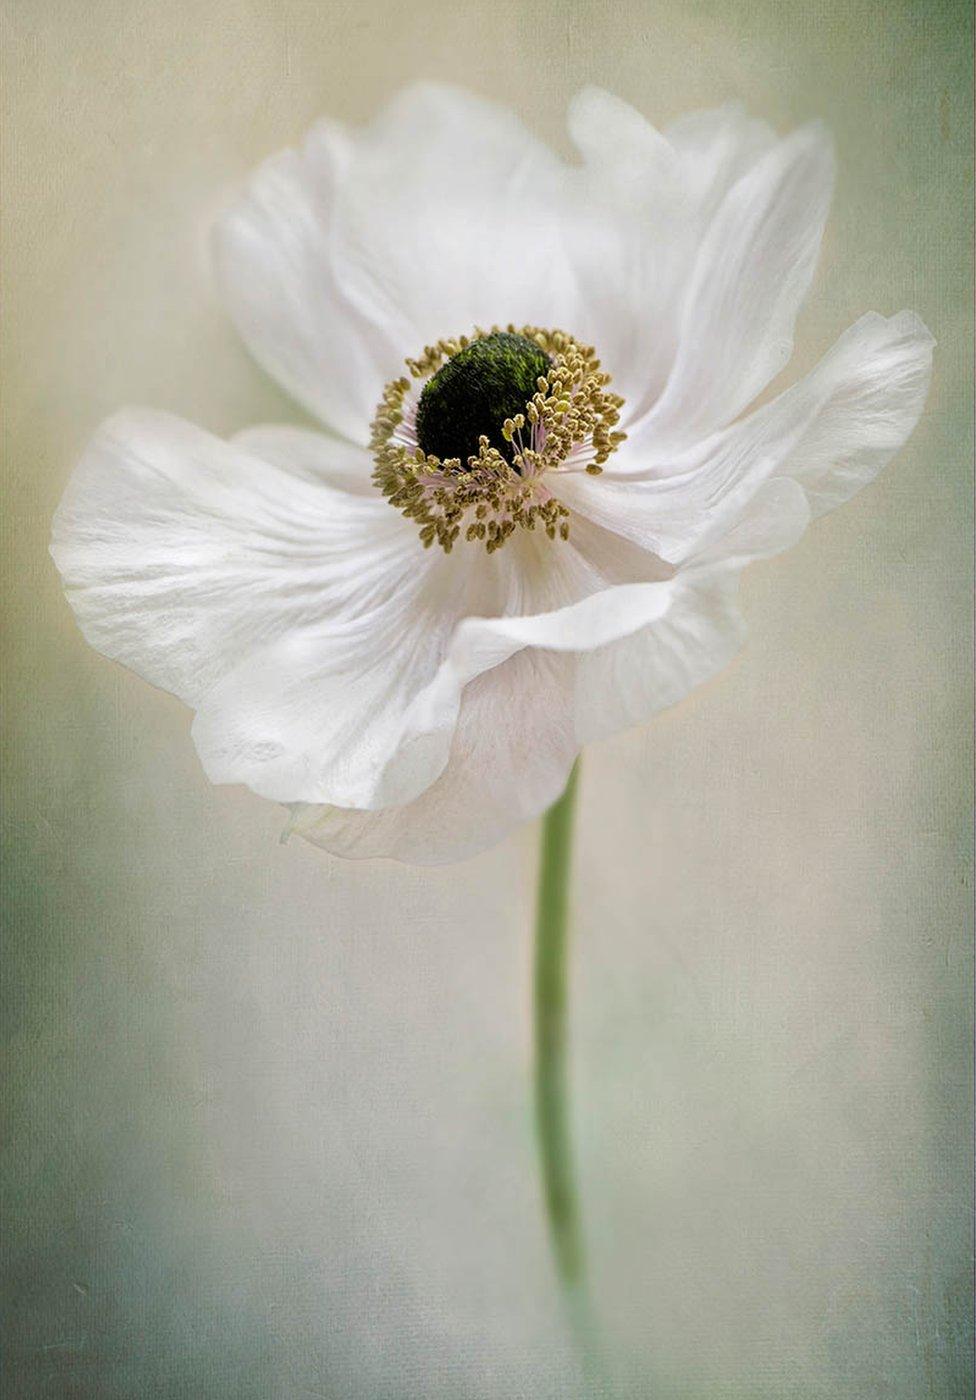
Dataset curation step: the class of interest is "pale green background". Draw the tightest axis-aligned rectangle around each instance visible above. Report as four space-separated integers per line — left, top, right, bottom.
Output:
2 0 972 1396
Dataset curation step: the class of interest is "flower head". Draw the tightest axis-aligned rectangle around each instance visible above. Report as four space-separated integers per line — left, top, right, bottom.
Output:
372 325 624 553
50 85 933 862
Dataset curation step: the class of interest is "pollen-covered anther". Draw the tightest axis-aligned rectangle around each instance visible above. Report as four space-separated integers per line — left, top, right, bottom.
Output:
370 325 626 553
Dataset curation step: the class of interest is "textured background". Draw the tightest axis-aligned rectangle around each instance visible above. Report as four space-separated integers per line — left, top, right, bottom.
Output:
2 1 972 1396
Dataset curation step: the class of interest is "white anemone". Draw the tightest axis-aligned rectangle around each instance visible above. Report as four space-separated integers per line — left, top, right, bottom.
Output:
51 85 933 863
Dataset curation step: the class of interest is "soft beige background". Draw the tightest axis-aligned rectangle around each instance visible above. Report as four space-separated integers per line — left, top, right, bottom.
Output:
2 1 972 1396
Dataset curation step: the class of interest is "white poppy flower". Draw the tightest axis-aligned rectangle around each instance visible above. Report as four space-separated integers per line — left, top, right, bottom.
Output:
51 84 933 864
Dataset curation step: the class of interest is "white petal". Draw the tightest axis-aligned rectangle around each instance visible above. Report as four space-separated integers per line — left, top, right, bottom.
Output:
551 453 780 564
288 650 578 865
549 469 697 563
189 547 501 809
569 87 682 202
189 522 668 811
565 87 690 413
53 408 677 817
327 567 712 812
287 480 808 862
573 477 811 745
664 102 777 225
329 83 582 352
692 476 812 568
635 122 835 450
735 310 935 518
213 119 400 445
552 307 930 564
289 478 810 859
233 424 377 495
216 84 712 446
50 409 410 706
574 573 746 745
566 94 780 423
330 82 686 406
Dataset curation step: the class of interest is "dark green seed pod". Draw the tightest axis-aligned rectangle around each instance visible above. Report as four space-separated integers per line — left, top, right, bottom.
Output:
415 332 550 468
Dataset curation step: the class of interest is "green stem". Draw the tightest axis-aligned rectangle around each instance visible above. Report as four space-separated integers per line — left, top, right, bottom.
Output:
534 759 584 1293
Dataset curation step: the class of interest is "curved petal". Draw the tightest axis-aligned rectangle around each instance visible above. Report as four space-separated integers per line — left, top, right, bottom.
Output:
738 310 935 517
549 468 706 564
52 407 677 817
217 86 784 452
189 546 501 810
573 573 746 745
189 517 670 811
634 121 836 451
664 102 777 225
218 83 650 436
328 83 582 352
552 309 931 563
330 83 688 411
573 477 811 746
233 423 377 495
329 568 710 810
551 449 784 565
50 409 415 707
565 88 689 410
287 479 812 859
691 476 812 569
563 94 782 426
213 119 401 445
287 649 579 865
569 87 682 206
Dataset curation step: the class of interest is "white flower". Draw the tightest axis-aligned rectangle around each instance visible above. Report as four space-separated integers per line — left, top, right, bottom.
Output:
50 85 933 864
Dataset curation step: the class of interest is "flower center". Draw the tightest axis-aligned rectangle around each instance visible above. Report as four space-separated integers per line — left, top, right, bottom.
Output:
414 332 551 468
371 324 626 554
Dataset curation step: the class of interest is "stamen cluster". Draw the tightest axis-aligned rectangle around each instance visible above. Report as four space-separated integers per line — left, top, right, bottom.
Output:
371 325 626 553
